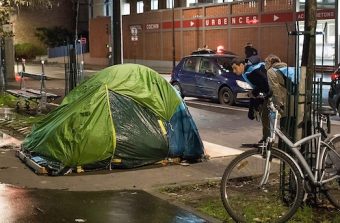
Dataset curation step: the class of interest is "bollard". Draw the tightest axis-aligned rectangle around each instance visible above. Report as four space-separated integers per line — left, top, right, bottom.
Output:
38 60 47 113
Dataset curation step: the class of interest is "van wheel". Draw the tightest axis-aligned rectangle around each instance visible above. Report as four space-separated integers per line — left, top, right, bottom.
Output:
219 87 235 105
172 82 184 98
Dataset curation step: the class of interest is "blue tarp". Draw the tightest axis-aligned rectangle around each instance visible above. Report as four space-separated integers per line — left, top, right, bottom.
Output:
167 102 204 160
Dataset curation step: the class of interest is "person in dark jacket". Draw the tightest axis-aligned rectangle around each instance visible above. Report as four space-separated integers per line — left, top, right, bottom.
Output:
231 56 270 143
244 43 259 65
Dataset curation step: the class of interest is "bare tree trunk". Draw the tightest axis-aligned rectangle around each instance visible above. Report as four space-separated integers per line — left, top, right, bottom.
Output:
296 0 317 140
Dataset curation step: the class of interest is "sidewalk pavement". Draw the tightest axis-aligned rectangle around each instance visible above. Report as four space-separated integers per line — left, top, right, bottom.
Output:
1 63 245 192
0 147 236 191
3 63 339 197
0 142 235 223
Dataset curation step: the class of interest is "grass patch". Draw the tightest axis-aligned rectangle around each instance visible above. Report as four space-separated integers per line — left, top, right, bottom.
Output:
0 92 48 138
0 92 17 107
160 180 340 223
197 199 232 222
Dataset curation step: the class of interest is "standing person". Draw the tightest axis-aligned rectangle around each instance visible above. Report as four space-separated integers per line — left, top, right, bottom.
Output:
244 43 259 65
264 54 295 137
231 57 270 144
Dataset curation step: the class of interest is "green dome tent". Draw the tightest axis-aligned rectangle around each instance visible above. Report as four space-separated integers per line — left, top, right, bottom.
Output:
21 64 204 174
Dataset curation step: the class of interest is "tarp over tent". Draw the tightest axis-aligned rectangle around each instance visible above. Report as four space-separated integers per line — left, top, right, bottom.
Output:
21 64 204 174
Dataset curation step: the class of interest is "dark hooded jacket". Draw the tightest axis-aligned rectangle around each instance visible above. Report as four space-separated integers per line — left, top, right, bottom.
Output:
242 55 270 119
243 57 269 98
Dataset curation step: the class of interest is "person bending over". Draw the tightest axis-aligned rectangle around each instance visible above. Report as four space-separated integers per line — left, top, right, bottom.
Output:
231 57 270 143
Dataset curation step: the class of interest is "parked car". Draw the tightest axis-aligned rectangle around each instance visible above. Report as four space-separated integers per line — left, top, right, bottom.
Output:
170 54 252 105
328 64 340 116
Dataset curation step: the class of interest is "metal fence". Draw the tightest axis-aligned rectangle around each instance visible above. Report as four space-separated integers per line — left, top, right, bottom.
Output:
48 43 88 58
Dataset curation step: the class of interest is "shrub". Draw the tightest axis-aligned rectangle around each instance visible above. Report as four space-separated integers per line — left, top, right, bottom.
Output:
15 43 47 60
35 26 74 47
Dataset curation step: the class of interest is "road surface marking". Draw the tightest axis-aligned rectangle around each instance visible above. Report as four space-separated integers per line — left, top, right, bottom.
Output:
203 141 243 158
185 100 248 112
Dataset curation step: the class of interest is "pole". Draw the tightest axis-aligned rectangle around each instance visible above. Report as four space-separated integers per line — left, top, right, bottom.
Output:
73 0 80 87
172 0 175 69
109 0 114 65
296 0 317 140
112 0 122 65
0 39 4 92
336 0 339 65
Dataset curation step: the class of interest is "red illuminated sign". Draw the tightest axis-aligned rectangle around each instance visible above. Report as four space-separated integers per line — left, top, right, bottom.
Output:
205 17 228 27
159 8 335 30
162 21 181 29
261 12 293 23
230 15 258 25
297 9 335 21
182 19 202 28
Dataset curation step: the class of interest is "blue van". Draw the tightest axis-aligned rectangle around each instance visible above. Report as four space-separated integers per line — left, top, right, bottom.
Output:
170 54 252 105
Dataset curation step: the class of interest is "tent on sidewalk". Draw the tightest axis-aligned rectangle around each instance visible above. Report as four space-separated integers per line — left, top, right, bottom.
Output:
20 64 204 175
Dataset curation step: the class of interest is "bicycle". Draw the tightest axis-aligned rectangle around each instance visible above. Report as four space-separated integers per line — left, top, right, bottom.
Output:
220 99 340 223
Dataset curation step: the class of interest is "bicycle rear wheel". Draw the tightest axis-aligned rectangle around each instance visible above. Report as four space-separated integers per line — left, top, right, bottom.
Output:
323 135 340 209
220 148 304 223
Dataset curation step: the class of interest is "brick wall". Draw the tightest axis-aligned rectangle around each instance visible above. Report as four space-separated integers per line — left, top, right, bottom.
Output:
14 0 74 47
182 8 203 19
231 1 259 15
263 0 294 12
205 4 229 17
120 2 300 66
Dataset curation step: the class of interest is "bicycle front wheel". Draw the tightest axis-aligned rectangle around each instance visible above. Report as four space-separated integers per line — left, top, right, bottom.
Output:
323 135 340 209
220 148 304 223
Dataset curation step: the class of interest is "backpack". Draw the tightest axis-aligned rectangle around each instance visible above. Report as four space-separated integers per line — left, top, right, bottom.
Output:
274 67 298 95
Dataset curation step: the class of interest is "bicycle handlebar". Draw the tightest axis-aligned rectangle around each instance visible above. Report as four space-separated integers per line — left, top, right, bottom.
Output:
267 97 279 114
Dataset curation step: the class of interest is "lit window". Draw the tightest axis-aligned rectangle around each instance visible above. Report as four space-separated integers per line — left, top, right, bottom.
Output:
137 1 144 14
104 0 111 16
327 23 335 44
122 3 130 15
151 0 158 10
187 0 197 7
166 0 173 8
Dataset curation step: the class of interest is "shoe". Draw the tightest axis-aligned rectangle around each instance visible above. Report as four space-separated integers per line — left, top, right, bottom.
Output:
248 109 255 120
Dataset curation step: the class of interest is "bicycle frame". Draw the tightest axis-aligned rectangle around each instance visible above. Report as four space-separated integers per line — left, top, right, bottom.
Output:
262 103 340 187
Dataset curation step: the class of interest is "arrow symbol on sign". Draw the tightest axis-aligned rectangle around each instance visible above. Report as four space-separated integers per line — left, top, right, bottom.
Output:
273 15 279 21
190 21 195 26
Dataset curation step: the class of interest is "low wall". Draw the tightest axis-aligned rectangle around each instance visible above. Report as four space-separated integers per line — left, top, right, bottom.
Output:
47 53 174 73
123 59 176 73
47 53 109 67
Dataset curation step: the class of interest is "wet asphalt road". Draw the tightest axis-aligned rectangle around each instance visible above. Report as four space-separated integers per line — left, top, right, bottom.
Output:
0 185 206 223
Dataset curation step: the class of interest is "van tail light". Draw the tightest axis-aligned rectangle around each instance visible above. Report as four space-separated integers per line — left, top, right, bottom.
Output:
331 72 340 81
